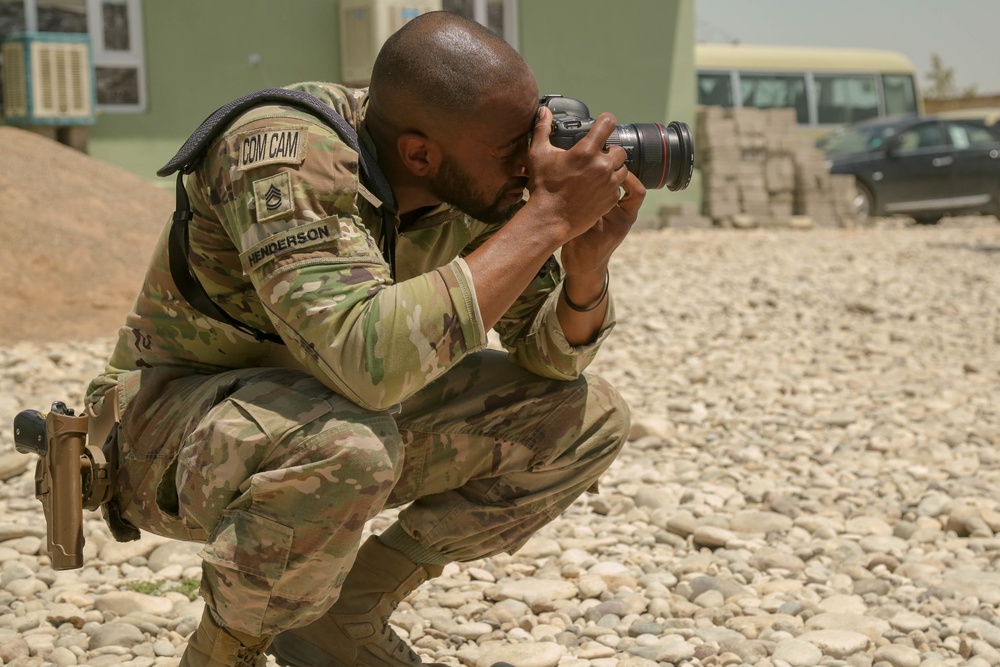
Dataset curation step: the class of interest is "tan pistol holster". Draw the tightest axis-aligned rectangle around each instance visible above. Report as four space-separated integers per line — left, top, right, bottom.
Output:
12 386 139 571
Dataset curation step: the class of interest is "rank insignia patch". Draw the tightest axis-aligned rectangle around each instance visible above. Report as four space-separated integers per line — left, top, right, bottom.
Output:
252 172 294 222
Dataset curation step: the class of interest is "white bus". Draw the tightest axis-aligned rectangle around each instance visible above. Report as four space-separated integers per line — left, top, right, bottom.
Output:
696 43 924 134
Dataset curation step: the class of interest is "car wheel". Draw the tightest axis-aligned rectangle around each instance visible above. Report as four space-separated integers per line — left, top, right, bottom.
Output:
912 215 943 225
854 182 875 222
992 185 1000 222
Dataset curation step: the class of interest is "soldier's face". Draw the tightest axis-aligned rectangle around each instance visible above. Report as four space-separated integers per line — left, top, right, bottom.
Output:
429 82 538 224
429 152 526 224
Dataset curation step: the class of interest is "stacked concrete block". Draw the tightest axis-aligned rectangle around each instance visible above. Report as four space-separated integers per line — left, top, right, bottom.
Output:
696 107 742 221
656 201 713 229
696 106 858 229
765 155 795 218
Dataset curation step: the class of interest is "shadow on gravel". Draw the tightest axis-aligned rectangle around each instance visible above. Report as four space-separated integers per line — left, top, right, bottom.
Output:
927 242 1000 254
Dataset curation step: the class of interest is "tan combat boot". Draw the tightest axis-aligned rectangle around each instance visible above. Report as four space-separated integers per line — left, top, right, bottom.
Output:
181 607 274 667
267 535 446 667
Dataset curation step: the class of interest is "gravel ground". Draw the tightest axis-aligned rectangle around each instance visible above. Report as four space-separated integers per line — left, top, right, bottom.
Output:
1 217 999 667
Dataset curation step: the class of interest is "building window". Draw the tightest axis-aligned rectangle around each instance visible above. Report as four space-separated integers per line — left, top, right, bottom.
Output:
37 0 87 33
86 0 144 111
0 0 145 113
0 0 27 36
100 0 129 50
95 64 137 104
442 0 518 49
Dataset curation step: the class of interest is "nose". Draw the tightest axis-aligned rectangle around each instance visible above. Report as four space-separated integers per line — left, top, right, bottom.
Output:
511 141 529 177
513 151 529 177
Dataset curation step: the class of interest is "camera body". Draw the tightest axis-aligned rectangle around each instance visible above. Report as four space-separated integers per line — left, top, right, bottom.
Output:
543 95 604 150
539 94 694 191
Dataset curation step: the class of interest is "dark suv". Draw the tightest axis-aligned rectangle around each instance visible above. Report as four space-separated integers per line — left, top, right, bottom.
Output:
821 114 1000 224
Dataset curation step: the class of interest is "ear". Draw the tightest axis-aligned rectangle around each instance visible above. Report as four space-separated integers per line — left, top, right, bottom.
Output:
397 132 442 178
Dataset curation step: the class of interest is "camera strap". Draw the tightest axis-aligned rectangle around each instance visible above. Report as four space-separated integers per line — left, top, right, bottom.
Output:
157 87 399 345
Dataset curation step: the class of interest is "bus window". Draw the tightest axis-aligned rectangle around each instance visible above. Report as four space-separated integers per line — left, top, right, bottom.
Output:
882 74 918 117
694 45 925 132
815 74 879 125
739 74 808 123
698 73 733 107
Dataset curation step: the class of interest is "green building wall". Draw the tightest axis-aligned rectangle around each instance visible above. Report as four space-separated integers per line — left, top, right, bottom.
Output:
88 0 696 215
518 0 697 214
89 0 343 182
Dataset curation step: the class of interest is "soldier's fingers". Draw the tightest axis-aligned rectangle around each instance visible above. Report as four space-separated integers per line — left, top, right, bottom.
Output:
574 113 618 153
616 172 646 218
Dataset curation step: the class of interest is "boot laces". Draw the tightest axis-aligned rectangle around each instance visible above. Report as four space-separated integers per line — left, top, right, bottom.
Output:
377 605 423 666
386 627 423 665
381 568 430 665
235 644 266 667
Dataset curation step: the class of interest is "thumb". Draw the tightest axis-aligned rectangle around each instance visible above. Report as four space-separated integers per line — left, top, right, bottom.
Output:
533 106 553 146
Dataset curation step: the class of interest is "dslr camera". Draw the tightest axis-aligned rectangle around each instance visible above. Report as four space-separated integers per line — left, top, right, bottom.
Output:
540 94 694 191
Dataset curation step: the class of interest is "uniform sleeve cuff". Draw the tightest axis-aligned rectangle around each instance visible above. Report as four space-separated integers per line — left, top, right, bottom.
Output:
543 285 617 355
443 257 488 352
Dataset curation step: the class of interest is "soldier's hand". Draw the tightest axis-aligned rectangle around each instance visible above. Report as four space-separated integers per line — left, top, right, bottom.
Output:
526 108 629 241
560 170 646 279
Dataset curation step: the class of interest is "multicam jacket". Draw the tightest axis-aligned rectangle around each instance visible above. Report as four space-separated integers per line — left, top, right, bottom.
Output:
87 82 616 412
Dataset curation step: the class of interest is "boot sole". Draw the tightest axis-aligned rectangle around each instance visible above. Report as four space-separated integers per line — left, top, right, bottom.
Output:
268 633 518 667
268 633 349 667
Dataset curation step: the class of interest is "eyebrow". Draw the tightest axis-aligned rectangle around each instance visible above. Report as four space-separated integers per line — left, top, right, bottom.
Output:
499 130 531 150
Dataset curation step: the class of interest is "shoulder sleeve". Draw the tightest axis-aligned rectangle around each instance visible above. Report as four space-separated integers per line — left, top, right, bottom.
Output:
197 112 487 410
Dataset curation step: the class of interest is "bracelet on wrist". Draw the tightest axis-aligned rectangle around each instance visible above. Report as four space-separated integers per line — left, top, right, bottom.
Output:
562 270 610 312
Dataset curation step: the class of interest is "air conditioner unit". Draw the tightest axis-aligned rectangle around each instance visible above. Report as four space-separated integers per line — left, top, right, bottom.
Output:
339 0 443 87
2 32 95 125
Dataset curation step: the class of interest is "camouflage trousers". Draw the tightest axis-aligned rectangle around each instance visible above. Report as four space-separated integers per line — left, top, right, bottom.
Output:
109 349 629 636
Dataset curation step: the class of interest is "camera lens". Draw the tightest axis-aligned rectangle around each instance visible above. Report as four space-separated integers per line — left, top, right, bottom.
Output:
607 121 695 191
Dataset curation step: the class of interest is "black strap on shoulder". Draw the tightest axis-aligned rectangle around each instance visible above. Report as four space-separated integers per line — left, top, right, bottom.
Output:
158 88 399 345
158 88 397 214
166 171 285 343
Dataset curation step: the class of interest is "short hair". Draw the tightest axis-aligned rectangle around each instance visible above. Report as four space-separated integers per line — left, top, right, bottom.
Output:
369 11 529 125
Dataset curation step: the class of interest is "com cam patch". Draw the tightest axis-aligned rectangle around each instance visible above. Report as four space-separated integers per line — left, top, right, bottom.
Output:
236 125 308 171
252 171 295 223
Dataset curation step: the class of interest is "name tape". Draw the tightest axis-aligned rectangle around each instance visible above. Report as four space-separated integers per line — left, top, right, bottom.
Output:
240 219 335 273
236 126 308 172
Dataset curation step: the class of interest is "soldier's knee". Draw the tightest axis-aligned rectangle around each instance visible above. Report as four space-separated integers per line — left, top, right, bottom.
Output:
302 416 404 496
583 374 630 456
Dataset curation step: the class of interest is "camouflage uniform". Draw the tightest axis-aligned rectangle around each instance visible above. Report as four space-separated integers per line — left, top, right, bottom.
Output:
86 82 629 637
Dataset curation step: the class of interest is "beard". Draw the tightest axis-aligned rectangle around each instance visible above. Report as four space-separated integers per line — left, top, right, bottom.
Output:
430 154 527 224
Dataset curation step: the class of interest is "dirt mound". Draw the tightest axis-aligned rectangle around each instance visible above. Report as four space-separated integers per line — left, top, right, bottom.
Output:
0 126 174 344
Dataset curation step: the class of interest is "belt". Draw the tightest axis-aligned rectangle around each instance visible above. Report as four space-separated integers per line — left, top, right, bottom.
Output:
86 384 119 451
85 384 140 542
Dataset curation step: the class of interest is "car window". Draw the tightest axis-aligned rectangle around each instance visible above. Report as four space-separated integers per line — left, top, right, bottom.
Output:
896 122 947 151
822 127 872 156
821 125 898 157
949 125 972 149
946 121 997 149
